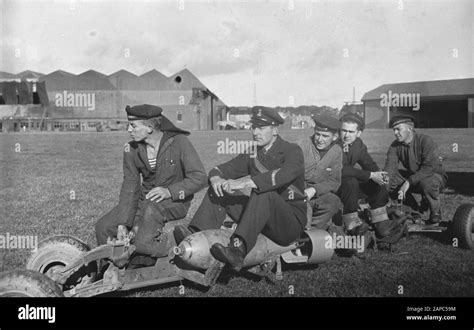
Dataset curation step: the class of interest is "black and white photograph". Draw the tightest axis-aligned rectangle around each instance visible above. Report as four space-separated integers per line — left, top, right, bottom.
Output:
0 0 472 328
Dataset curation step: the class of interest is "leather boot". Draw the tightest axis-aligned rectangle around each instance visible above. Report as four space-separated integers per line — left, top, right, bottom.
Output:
370 206 403 238
173 225 197 245
342 212 369 236
426 211 442 225
210 236 246 271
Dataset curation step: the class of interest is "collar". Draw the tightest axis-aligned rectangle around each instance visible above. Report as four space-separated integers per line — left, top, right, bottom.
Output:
258 135 282 156
401 131 416 146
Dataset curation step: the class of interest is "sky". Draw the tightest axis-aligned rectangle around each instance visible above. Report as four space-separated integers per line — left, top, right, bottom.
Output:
0 0 472 108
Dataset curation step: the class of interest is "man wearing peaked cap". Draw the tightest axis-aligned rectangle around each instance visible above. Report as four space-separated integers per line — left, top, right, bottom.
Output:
95 104 207 267
338 112 404 241
173 105 307 271
312 114 341 133
298 113 343 234
249 106 285 127
384 113 447 224
388 114 416 128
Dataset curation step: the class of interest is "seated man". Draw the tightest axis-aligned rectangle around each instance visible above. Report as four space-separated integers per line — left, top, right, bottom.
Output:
298 114 343 231
384 114 448 224
173 107 307 271
95 104 207 263
338 113 401 237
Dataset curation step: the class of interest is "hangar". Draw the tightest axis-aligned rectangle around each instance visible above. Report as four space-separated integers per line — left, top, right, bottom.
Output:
362 78 474 128
0 68 226 132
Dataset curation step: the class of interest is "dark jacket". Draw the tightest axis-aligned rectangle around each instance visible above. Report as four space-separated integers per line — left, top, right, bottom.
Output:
340 137 379 182
116 116 207 226
383 131 447 185
208 135 307 228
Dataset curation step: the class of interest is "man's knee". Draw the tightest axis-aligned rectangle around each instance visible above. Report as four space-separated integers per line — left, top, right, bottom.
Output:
320 193 343 212
419 176 441 195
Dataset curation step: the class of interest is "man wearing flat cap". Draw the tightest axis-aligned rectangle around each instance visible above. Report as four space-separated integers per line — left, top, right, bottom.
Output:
173 106 307 271
298 114 343 231
338 113 404 238
95 104 207 265
384 114 447 224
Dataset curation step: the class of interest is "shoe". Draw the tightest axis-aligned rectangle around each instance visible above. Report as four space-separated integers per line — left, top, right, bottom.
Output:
347 222 370 236
426 212 442 225
173 225 195 245
342 212 369 236
374 219 405 238
210 237 246 271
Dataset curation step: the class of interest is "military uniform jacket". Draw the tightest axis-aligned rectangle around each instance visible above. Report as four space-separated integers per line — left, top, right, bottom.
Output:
384 131 447 185
117 131 207 226
208 135 307 227
299 136 342 197
340 137 379 182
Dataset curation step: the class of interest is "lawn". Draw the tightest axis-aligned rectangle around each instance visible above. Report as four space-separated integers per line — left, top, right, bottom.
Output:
0 128 473 297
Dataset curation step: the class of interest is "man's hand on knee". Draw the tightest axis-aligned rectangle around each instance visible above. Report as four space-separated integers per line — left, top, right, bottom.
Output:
370 171 389 185
210 176 227 197
146 187 171 203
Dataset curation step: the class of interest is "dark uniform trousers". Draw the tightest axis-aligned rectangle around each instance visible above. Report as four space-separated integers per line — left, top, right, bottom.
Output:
388 170 445 213
189 188 305 252
307 193 342 230
339 177 389 214
95 198 188 257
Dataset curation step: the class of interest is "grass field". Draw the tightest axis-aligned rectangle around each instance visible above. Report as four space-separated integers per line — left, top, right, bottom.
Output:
0 129 473 297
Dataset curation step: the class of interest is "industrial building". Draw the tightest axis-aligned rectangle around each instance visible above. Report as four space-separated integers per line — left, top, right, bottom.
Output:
0 68 227 132
361 78 474 128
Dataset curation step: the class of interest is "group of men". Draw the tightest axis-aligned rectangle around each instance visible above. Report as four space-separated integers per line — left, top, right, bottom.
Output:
95 104 447 270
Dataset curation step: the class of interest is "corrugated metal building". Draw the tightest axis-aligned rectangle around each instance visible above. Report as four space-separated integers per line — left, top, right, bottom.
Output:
362 78 474 128
0 69 226 130
0 68 227 132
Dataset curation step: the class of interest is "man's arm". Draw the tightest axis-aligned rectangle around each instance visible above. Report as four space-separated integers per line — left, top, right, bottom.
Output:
251 143 305 193
167 135 208 201
407 135 439 185
116 143 141 227
208 153 250 181
342 143 379 181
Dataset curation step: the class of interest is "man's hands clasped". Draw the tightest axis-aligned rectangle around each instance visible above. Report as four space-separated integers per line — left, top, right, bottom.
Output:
210 176 257 197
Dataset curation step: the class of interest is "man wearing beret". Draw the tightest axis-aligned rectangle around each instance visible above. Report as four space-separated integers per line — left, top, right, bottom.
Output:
338 113 404 238
95 104 207 265
384 114 447 224
298 114 343 231
173 106 307 271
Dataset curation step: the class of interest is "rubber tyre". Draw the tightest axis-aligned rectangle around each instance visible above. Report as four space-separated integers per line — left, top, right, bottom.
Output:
0 269 64 297
26 235 97 290
451 204 474 250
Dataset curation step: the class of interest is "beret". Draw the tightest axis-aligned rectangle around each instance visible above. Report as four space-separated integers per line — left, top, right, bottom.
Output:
126 104 163 120
249 106 284 127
